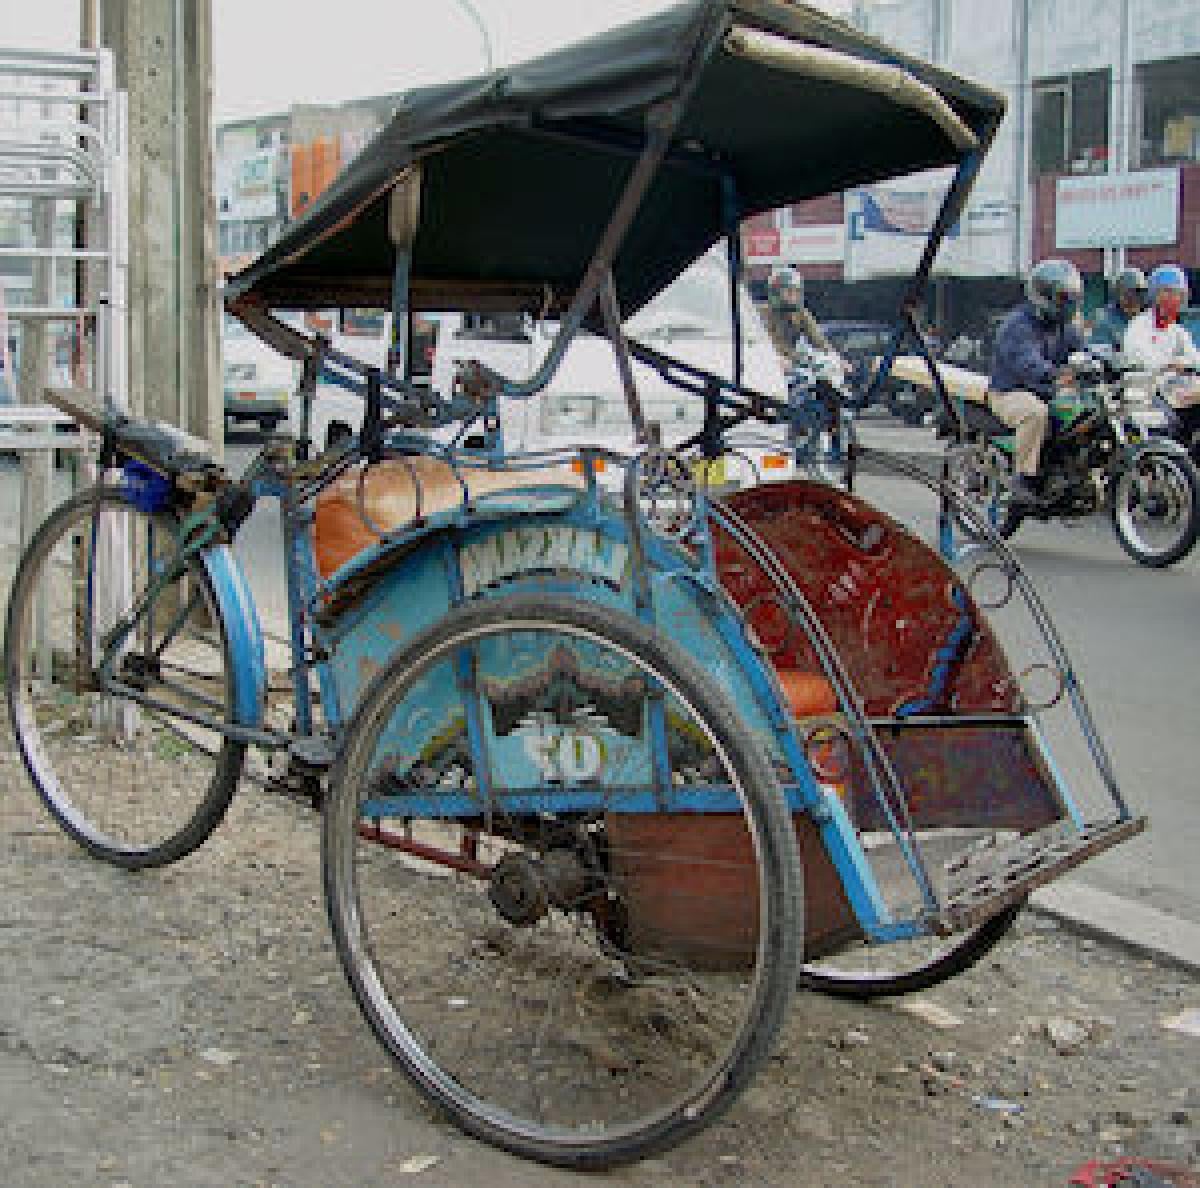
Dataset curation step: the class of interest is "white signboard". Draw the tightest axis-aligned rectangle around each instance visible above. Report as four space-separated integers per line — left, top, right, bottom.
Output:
844 189 1014 280
1055 169 1179 249
779 223 845 264
220 150 278 221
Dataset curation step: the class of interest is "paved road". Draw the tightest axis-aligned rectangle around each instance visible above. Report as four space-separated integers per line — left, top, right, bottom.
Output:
4 429 1197 929
854 420 1200 927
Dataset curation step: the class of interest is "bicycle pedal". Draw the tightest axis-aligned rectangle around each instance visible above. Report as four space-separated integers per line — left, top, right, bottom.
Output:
289 734 337 770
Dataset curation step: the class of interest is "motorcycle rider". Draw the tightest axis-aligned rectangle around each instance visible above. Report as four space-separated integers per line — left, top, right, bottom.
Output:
987 258 1085 507
1122 264 1200 449
765 266 834 361
1088 267 1147 350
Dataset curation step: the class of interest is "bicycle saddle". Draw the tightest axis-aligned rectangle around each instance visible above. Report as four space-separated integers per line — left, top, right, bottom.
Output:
46 387 221 479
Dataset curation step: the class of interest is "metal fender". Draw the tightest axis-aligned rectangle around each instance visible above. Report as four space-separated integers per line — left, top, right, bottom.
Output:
1124 437 1192 465
200 544 266 728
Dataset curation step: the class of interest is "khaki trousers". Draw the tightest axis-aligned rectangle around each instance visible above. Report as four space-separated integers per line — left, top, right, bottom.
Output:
987 389 1048 477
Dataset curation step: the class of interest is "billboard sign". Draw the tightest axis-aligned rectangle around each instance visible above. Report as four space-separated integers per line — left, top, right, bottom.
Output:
741 223 844 265
780 223 845 264
743 227 780 258
860 186 939 236
1055 169 1179 249
220 150 279 221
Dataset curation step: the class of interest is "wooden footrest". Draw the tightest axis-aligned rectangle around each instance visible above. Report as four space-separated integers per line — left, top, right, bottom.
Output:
936 816 1146 934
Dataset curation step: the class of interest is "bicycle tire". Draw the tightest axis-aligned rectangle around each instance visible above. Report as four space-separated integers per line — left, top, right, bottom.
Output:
322 592 802 1170
798 900 1024 1001
5 485 245 869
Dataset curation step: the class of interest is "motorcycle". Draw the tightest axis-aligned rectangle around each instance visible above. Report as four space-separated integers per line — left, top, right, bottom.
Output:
943 351 1200 568
787 342 856 485
1133 360 1200 465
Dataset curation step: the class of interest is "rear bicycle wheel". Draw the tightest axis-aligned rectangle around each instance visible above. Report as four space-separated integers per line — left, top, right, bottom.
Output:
5 485 244 868
322 592 801 1169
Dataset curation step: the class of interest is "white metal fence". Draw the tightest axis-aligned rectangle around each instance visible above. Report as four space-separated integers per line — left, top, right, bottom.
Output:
0 45 128 646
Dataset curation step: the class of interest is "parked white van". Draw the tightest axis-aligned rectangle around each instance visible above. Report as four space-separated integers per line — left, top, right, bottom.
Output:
222 313 299 438
297 250 793 484
500 254 791 484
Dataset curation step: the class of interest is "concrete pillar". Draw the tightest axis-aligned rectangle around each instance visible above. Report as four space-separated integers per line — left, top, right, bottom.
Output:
1112 0 1134 274
101 0 221 452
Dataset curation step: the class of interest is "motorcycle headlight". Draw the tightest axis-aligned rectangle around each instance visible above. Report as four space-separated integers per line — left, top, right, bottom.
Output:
1130 407 1168 431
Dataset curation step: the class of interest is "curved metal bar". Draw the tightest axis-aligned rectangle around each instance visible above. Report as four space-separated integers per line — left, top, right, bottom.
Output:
856 443 1126 814
355 454 424 536
709 500 939 911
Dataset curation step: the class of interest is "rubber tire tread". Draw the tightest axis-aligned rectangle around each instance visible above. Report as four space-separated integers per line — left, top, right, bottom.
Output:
1110 450 1200 568
797 900 1024 1001
5 485 245 869
321 591 803 1171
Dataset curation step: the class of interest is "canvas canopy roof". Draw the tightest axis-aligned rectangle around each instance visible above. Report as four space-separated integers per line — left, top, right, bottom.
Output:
224 0 1005 321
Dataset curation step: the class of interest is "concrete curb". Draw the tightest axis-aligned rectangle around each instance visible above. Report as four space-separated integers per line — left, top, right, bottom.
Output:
1030 880 1200 975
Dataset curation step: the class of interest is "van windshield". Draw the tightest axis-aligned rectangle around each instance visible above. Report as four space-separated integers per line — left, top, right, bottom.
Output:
626 254 762 343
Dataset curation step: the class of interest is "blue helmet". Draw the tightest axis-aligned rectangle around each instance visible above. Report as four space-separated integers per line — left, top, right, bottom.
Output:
1148 264 1189 303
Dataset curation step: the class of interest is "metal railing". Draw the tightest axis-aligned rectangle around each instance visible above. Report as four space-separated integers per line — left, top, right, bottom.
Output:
0 44 128 654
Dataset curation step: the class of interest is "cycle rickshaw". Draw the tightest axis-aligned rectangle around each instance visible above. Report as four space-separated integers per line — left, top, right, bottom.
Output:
6 0 1144 1170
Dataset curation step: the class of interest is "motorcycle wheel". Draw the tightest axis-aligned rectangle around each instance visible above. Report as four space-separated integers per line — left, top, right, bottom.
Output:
1110 450 1200 568
944 442 1021 543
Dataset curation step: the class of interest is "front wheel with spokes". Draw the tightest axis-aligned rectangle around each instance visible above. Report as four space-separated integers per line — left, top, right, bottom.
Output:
944 442 1020 544
5 485 244 868
1110 449 1200 568
322 593 801 1170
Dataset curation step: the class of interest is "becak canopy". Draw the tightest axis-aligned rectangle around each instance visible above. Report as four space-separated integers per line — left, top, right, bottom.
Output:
224 0 1005 321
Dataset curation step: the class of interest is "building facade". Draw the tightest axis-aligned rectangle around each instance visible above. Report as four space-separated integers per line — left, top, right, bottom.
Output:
215 94 399 281
745 0 1200 332
214 3 1200 340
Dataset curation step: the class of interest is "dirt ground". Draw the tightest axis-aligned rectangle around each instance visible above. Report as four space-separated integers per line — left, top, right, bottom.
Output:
0 728 1197 1188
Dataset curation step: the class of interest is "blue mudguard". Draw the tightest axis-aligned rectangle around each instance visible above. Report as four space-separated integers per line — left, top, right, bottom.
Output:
199 544 266 728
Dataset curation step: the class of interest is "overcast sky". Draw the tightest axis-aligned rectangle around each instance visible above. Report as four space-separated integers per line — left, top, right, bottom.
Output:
6 1 851 122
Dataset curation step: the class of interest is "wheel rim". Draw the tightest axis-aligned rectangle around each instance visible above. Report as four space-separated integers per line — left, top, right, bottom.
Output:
324 608 793 1154
7 491 236 860
1115 455 1195 560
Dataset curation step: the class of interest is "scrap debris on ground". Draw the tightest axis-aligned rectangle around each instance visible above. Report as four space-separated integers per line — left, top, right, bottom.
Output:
0 734 1196 1187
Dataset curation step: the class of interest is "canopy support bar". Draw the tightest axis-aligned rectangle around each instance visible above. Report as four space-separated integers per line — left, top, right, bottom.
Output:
389 247 412 380
498 96 686 402
722 173 745 401
598 268 649 446
866 112 1002 439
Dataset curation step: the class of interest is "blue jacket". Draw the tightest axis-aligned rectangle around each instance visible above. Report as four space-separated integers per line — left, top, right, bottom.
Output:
989 302 1084 399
